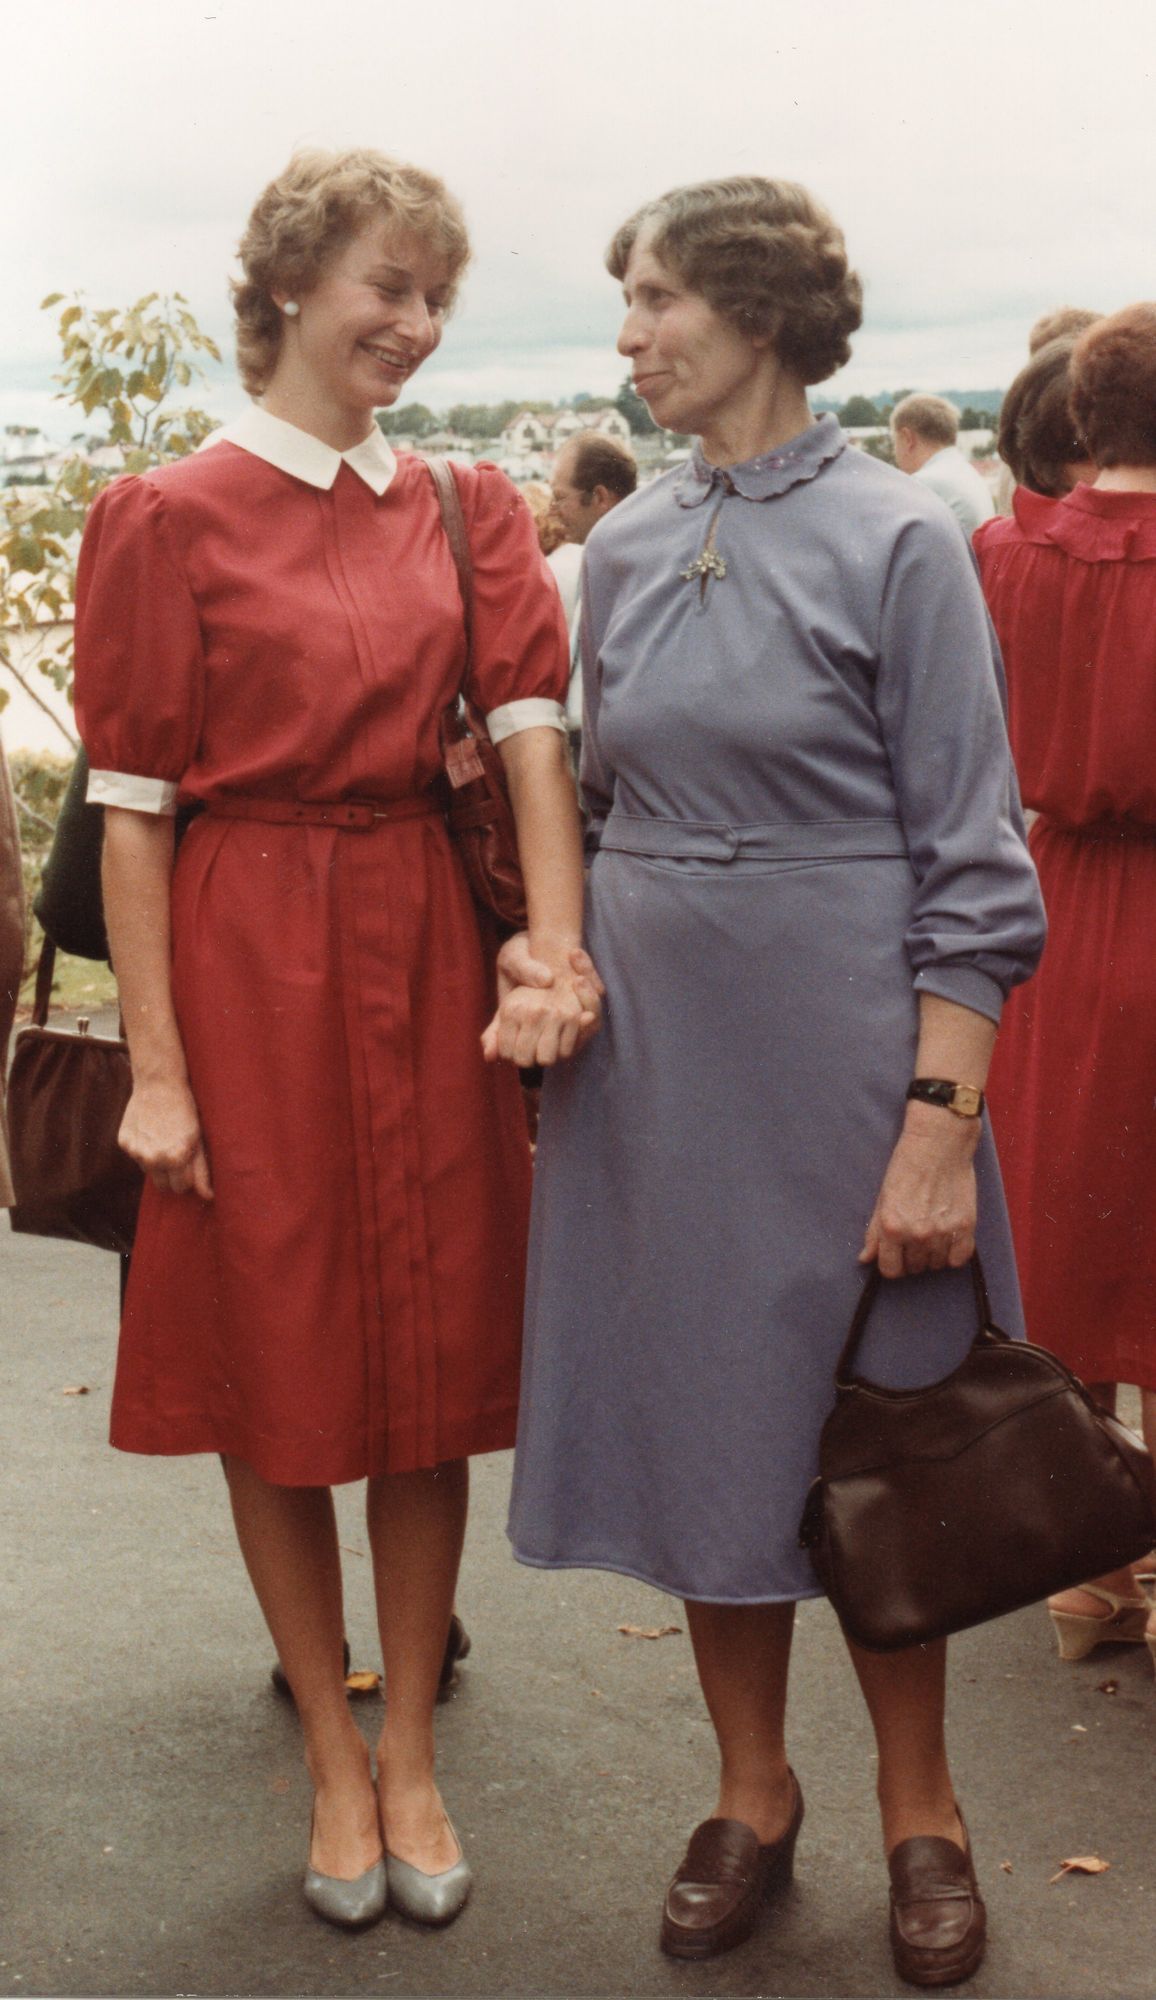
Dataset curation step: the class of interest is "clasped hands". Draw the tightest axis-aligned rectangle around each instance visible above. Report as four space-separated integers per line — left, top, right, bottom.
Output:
481 932 605 1068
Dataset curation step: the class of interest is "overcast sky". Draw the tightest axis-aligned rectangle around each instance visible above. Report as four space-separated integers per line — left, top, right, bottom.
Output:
2 0 1154 438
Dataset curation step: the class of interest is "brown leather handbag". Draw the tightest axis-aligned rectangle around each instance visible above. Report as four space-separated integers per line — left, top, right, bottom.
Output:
798 1259 1156 1652
423 455 528 935
7 938 142 1254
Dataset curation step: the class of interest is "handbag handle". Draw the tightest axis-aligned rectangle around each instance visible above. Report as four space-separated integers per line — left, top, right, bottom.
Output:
32 936 57 1027
835 1256 997 1390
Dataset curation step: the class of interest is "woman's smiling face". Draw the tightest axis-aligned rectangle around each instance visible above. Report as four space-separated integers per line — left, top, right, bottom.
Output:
616 230 770 442
279 215 451 428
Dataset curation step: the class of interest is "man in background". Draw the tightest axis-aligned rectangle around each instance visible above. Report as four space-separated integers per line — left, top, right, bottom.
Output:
550 432 637 762
890 392 994 535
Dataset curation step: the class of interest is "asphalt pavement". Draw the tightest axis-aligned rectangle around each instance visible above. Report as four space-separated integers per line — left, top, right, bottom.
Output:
1 1227 1154 2000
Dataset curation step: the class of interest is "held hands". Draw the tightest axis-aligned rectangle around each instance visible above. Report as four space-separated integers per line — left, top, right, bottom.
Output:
481 932 606 1068
119 1078 214 1201
859 1101 979 1279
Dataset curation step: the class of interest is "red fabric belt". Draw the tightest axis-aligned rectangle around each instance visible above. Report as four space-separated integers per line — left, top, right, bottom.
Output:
202 792 443 830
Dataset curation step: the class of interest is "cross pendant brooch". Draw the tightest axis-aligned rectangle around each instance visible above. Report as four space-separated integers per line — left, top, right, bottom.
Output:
680 498 729 603
680 548 728 584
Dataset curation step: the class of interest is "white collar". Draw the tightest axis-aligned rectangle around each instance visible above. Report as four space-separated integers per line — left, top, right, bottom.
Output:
201 405 398 495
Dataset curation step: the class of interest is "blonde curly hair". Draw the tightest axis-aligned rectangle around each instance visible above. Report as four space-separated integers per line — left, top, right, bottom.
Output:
232 148 470 396
606 177 862 387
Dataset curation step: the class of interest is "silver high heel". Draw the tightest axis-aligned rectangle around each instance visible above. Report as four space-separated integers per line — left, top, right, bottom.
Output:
302 1810 388 1929
385 1819 472 1926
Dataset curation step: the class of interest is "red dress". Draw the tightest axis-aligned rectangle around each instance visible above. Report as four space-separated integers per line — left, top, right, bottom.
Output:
976 485 1156 1391
74 415 568 1482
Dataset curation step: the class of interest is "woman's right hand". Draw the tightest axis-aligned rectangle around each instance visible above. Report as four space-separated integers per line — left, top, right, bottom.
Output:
119 1079 214 1200
481 936 605 1066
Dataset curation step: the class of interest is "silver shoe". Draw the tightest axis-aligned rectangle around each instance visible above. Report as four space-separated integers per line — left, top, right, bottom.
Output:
385 1822 472 1926
303 1855 388 1929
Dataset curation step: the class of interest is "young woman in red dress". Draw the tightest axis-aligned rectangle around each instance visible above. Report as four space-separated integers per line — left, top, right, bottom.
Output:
976 303 1156 1671
73 148 600 1929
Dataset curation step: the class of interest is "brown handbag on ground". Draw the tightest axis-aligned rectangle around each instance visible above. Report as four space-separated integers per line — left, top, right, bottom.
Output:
423 454 528 935
7 937 142 1255
798 1258 1156 1652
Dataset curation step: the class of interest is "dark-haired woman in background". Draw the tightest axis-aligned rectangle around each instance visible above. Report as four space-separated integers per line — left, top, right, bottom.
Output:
976 304 1156 1671
997 335 1097 499
501 177 1045 1985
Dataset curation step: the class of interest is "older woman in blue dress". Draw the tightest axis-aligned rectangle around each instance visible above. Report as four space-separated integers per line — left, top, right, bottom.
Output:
493 179 1045 1987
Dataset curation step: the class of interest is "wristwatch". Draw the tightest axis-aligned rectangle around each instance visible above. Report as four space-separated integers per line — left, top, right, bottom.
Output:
905 1077 985 1119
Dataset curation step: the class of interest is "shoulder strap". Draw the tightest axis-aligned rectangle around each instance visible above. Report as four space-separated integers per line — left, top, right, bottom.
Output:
422 455 474 677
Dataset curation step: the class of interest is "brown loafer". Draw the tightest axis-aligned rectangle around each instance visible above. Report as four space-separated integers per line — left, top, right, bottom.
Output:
660 1772 804 1961
888 1815 986 1989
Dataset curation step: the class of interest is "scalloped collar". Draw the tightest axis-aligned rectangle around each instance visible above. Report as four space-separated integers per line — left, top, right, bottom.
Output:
674 412 846 508
201 405 398 495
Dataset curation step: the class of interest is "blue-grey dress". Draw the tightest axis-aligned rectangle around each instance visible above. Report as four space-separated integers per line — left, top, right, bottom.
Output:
508 416 1047 1605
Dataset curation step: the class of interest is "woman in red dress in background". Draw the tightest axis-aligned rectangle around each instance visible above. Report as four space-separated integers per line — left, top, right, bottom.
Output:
976 303 1156 1670
73 149 598 1928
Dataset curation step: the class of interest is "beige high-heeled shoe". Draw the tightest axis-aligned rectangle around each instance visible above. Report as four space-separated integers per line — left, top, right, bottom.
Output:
1134 1571 1156 1675
1048 1584 1150 1660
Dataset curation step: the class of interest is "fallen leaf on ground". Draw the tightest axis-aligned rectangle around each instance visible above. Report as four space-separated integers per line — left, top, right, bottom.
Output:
62 1385 90 1396
617 1623 682 1641
1096 1679 1119 1695
344 1669 382 1695
1000 1861 1013 1874
1049 1855 1110 1884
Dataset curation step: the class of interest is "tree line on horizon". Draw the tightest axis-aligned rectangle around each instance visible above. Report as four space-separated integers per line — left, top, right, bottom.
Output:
375 378 1001 443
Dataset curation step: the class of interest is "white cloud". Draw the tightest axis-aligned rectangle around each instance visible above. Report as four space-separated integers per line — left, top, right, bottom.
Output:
3 0 1154 435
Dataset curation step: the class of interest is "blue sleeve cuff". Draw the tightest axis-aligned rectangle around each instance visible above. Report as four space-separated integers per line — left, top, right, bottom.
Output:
912 964 1006 1027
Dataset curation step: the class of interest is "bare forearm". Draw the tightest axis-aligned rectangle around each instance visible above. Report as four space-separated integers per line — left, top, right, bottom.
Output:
498 727 585 961
102 807 187 1085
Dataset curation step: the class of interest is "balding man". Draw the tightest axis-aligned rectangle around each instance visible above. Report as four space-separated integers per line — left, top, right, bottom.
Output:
890 393 994 535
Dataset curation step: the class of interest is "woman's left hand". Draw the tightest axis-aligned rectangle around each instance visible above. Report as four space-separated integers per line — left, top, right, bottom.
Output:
859 1103 980 1279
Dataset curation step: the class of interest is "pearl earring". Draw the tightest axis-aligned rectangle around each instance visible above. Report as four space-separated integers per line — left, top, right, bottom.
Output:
282 301 300 318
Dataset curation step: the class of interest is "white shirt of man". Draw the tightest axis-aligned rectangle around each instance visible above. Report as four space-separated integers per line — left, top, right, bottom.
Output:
913 445 995 535
546 540 585 731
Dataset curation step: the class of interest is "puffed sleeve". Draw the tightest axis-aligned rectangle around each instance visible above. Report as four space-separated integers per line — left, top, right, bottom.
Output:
73 474 204 814
455 462 568 744
875 506 1046 1023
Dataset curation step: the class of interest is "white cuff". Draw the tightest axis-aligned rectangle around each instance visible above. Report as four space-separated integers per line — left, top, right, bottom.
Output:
87 769 179 815
485 698 567 746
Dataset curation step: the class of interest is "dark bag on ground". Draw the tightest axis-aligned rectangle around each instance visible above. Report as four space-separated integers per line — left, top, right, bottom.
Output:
7 937 141 1254
798 1258 1156 1652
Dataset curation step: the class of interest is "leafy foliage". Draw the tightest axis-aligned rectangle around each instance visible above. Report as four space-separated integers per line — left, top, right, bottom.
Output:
614 374 658 436
375 401 439 438
0 292 220 716
836 393 884 428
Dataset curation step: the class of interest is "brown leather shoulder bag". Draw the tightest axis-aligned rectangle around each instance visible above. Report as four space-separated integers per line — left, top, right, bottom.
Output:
798 1259 1156 1651
7 938 142 1255
423 455 528 935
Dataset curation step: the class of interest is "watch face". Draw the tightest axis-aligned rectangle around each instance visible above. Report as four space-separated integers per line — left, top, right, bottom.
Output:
951 1085 983 1117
